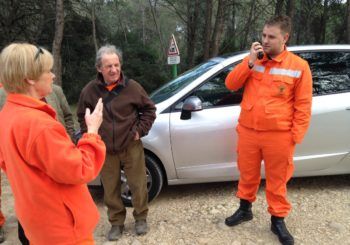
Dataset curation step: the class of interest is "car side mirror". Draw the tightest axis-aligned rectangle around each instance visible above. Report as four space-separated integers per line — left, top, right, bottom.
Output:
180 96 203 120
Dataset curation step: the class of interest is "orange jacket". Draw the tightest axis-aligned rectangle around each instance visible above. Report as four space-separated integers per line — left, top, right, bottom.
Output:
225 49 313 144
0 94 106 244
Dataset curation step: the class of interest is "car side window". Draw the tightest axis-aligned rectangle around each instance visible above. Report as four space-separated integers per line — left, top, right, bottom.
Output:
190 66 243 109
297 51 350 96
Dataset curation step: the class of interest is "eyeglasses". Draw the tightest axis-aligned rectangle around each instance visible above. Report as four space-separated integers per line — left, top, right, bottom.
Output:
34 46 44 61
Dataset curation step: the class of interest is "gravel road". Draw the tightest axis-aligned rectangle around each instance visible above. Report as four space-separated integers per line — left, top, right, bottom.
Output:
1 173 350 245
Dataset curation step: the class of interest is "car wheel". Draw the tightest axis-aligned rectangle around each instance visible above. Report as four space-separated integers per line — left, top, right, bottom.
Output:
121 154 164 207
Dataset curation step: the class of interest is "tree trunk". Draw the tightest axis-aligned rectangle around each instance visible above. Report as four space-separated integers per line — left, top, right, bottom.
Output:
148 0 166 60
91 0 98 53
141 0 145 46
52 0 64 86
347 0 350 43
186 0 200 68
203 0 213 60
286 0 294 18
240 0 256 50
275 0 284 16
320 0 329 44
210 0 227 57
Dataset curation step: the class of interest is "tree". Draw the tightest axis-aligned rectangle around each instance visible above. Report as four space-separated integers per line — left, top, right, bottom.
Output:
0 0 48 47
52 0 65 86
148 0 166 60
91 0 98 52
347 0 350 43
210 0 228 57
286 0 295 18
319 0 329 44
240 0 257 49
275 0 284 16
203 0 213 60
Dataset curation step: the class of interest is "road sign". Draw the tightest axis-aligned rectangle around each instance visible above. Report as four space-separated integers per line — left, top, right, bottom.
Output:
167 55 180 65
167 34 180 56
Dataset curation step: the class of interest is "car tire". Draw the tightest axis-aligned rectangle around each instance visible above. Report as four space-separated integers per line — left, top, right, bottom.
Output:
121 154 164 207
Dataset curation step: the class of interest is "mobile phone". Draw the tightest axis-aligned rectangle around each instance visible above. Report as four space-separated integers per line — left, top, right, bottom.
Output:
256 39 264 59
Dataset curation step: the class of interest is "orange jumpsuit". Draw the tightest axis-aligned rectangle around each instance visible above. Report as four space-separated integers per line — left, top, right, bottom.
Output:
225 49 312 217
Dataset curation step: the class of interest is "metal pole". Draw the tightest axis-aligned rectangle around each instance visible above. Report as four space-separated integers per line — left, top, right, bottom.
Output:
172 64 177 78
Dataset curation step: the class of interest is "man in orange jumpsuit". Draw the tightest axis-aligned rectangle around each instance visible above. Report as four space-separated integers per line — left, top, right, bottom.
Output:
225 15 312 245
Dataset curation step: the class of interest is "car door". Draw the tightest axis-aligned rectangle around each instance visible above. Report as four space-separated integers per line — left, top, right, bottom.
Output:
293 50 350 174
169 66 243 181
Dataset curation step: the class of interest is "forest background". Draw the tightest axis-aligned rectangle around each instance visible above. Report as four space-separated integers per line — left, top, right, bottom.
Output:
0 0 349 103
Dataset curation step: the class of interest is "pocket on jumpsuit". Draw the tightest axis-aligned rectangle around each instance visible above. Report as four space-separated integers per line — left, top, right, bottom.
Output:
270 76 294 98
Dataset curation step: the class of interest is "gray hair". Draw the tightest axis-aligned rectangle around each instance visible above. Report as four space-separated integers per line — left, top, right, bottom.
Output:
95 44 123 68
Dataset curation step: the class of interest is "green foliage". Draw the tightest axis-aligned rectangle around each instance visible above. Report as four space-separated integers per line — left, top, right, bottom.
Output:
0 0 349 104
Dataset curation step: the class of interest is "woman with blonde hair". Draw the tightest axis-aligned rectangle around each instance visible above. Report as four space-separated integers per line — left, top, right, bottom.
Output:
0 43 106 244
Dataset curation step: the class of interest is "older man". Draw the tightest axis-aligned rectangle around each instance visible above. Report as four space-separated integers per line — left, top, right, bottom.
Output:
77 44 156 241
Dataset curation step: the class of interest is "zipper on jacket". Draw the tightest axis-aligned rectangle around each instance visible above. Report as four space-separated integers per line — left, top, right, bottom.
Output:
107 101 116 154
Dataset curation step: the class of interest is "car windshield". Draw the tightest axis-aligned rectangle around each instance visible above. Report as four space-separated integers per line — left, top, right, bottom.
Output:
150 59 221 104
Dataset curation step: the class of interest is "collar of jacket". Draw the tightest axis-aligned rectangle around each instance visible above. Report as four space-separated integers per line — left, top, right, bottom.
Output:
262 46 288 63
6 93 57 119
95 72 127 89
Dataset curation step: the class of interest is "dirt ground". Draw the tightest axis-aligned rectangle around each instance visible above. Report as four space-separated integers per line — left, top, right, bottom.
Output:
1 173 350 245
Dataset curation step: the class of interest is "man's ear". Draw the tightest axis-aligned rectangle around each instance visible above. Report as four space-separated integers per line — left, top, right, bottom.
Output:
283 33 290 45
96 65 102 73
24 78 35 85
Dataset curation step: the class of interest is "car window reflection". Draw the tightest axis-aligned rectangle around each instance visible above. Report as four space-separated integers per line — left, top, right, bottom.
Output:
297 51 350 96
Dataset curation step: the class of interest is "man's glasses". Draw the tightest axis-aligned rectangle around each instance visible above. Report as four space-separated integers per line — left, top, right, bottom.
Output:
34 46 44 61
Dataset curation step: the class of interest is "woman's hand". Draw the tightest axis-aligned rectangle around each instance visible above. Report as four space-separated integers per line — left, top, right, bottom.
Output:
85 98 103 134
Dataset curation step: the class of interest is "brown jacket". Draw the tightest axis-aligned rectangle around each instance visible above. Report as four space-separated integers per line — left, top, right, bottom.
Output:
77 73 156 153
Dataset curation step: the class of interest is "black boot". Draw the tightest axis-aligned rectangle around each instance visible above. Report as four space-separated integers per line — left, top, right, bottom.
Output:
271 216 294 245
225 199 253 226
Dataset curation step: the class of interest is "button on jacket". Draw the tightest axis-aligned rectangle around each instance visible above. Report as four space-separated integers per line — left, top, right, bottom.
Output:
225 49 313 143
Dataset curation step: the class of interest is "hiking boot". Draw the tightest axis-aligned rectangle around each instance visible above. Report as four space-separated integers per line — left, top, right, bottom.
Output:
107 225 124 241
271 216 294 245
225 199 253 226
135 219 148 235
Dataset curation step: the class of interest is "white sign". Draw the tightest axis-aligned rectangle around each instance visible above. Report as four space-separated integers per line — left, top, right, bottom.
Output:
168 34 180 56
167 55 180 65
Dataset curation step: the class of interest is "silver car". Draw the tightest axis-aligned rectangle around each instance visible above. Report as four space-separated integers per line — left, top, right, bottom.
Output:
94 45 350 206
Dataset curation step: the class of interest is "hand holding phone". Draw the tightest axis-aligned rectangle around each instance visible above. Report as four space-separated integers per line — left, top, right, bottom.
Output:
257 50 264 60
250 42 264 61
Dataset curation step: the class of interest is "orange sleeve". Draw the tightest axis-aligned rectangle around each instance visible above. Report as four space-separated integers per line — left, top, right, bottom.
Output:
28 124 106 185
225 56 252 91
292 61 313 144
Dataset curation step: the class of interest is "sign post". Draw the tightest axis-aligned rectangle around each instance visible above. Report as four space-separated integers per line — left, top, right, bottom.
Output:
167 34 180 78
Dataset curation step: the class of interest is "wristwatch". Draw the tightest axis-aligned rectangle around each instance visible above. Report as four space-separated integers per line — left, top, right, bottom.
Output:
248 61 254 69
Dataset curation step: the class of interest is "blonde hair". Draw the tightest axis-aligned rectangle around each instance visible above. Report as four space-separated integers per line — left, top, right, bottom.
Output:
0 43 54 93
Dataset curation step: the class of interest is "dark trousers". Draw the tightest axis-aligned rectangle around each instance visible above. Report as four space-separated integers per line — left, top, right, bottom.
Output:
18 221 29 245
101 140 148 225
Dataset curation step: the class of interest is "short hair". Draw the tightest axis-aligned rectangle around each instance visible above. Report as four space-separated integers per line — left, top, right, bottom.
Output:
265 15 292 35
95 44 123 68
0 43 53 93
